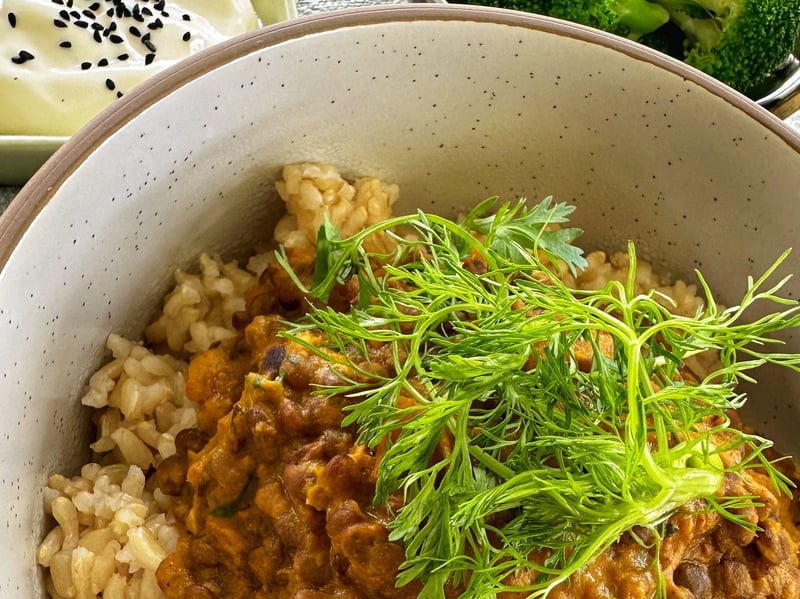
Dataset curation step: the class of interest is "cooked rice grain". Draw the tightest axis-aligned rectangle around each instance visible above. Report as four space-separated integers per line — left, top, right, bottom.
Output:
82 334 193 470
39 464 176 599
144 252 260 356
39 246 264 598
274 162 399 254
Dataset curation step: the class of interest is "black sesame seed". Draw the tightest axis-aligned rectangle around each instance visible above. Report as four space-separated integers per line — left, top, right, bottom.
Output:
59 41 72 48
92 29 102 42
82 8 96 19
53 18 67 28
11 50 34 65
109 34 124 43
88 2 101 10
105 78 115 90
58 9 70 20
106 7 114 16
154 0 165 9
133 12 144 22
143 39 156 52
66 0 73 8
91 21 103 30
70 9 80 19
128 25 141 37
144 52 155 65
117 53 129 60
182 13 190 21
116 90 123 98
81 61 91 69
141 6 152 16
51 0 63 5
97 57 109 66
108 21 117 30
74 20 88 28
7 12 16 27
160 10 169 17
182 31 190 42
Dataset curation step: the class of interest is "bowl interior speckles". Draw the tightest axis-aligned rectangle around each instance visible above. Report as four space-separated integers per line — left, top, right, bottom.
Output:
2 5 800 596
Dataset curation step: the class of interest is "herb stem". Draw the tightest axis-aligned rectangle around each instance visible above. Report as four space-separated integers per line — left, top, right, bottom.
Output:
278 198 797 598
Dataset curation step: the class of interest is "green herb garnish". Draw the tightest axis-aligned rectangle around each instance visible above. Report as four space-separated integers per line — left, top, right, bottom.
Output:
276 197 800 598
208 473 257 518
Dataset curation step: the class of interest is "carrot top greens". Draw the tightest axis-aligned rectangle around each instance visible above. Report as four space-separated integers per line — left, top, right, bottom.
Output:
277 197 800 598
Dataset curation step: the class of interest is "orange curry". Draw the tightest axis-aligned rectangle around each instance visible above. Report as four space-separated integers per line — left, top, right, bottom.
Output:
154 249 800 599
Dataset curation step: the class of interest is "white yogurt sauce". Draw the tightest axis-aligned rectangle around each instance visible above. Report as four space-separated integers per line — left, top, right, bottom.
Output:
0 0 261 135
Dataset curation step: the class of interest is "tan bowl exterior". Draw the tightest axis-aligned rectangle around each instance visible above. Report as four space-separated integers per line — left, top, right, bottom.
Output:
2 5 800 595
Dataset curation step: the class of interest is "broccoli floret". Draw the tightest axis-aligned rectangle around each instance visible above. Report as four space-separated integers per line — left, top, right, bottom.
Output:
651 0 800 95
464 0 670 39
461 0 800 96
637 21 686 58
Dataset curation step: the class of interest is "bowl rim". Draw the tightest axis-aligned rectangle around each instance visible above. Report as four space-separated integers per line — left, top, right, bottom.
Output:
2 3 799 271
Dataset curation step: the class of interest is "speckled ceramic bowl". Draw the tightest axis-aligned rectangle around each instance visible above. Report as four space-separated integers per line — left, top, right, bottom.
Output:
2 4 800 596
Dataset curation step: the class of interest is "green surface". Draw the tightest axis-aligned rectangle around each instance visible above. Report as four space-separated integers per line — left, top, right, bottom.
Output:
0 137 66 187
0 187 19 214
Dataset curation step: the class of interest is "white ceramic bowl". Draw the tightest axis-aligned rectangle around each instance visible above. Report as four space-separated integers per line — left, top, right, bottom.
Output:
3 4 800 595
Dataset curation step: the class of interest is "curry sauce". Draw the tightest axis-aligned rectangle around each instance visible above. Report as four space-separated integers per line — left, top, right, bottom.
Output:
154 254 800 599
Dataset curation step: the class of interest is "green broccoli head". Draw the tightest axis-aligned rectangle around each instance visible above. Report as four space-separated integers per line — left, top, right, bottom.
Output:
652 0 800 95
609 0 672 38
463 0 670 39
461 0 800 96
